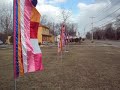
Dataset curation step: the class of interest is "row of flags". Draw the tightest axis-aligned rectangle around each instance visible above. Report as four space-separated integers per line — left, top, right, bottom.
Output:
14 0 69 79
58 24 69 53
58 24 64 53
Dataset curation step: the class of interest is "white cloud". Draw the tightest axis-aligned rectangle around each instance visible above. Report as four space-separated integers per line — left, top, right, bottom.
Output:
36 0 73 23
48 0 67 4
78 3 106 12
51 0 66 3
37 0 45 5
76 1 115 37
36 0 120 37
0 0 12 3
0 0 12 6
54 0 66 2
36 3 62 23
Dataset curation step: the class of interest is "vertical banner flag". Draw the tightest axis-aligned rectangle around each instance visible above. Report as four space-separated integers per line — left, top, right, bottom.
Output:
66 33 69 45
14 0 43 78
58 24 66 53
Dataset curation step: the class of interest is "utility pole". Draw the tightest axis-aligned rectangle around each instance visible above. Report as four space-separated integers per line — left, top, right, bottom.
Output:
115 29 117 40
90 17 95 43
84 26 86 38
53 22 55 35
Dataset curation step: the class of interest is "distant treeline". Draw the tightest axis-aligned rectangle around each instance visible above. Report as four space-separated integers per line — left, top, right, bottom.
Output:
86 23 120 40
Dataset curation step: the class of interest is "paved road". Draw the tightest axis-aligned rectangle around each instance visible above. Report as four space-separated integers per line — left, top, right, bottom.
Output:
82 40 120 48
94 40 120 47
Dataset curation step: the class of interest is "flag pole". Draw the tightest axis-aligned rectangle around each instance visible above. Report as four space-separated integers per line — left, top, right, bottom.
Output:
13 0 17 90
68 35 70 51
57 41 59 60
14 79 17 90
67 40 69 52
61 50 63 61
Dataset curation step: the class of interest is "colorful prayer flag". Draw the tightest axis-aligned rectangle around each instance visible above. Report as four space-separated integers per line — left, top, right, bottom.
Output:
14 0 43 78
58 24 66 53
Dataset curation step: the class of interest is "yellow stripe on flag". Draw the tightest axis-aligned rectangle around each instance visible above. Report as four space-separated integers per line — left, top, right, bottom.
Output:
30 7 41 23
18 0 24 76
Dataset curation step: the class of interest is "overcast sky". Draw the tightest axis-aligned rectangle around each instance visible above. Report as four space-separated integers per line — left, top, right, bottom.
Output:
36 0 120 37
0 0 12 5
1 0 120 37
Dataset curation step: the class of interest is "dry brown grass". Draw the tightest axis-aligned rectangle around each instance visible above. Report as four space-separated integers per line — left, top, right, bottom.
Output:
0 42 120 90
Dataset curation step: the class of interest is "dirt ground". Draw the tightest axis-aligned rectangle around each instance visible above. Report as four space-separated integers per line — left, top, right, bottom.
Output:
0 41 120 90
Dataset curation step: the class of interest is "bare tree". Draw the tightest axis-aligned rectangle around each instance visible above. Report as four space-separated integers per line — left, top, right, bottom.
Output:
60 9 78 37
40 10 76 36
40 15 58 35
115 14 120 28
66 23 77 36
86 32 91 39
0 3 13 43
40 15 47 25
61 9 71 23
86 13 120 40
0 3 13 34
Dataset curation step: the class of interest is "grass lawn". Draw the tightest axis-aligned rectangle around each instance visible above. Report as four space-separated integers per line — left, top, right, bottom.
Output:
0 42 120 90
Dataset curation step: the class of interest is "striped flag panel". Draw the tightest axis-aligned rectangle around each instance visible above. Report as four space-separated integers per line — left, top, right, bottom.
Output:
14 0 43 78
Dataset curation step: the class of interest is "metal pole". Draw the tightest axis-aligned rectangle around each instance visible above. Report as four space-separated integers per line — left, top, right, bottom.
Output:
90 17 95 43
91 17 94 42
13 0 17 90
61 51 62 60
84 28 85 38
14 79 17 90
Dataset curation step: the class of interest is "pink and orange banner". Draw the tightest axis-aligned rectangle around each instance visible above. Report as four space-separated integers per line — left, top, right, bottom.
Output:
14 0 43 78
58 24 66 53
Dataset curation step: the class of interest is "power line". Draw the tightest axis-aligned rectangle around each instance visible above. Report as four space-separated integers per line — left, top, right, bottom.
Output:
94 7 120 24
85 1 119 27
97 18 116 28
95 0 120 17
84 1 120 35
94 14 120 30
86 17 117 34
94 2 111 16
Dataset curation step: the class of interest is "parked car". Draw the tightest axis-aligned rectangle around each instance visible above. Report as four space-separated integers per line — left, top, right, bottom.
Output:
42 41 48 45
0 40 3 45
